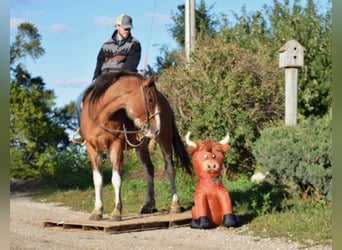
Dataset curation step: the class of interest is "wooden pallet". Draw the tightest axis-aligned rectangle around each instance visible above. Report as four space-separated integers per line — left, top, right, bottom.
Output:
43 211 192 234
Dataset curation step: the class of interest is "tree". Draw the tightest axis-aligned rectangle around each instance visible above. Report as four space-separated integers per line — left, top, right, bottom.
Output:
264 0 332 117
168 0 219 47
10 22 45 67
158 38 284 174
220 0 332 118
156 0 331 175
10 22 72 180
155 0 219 74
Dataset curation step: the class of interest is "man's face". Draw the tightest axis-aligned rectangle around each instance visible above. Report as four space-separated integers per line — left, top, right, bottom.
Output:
116 24 131 40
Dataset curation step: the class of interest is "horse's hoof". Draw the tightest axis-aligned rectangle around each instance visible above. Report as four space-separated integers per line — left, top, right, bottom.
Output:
109 215 121 221
140 206 152 214
89 213 103 221
140 205 155 214
109 209 121 221
169 200 183 213
169 205 181 213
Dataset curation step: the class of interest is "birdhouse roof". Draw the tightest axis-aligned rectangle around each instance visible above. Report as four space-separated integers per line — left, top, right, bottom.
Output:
279 39 305 52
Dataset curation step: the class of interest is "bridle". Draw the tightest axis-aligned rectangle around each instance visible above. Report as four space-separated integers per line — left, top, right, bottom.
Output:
87 84 160 148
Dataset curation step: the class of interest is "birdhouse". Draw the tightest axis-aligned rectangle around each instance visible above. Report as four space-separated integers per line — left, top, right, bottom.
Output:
279 40 304 68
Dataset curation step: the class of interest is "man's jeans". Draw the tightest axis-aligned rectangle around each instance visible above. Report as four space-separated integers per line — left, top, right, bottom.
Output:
76 79 96 127
76 89 86 127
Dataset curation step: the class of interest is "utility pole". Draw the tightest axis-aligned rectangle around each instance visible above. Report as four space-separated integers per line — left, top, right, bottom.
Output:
185 0 195 62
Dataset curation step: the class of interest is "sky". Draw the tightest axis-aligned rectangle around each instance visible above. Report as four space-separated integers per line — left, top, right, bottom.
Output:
10 0 312 108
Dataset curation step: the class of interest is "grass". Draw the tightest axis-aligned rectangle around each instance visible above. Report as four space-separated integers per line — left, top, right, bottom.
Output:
35 150 196 214
249 202 332 246
36 168 195 215
32 150 331 248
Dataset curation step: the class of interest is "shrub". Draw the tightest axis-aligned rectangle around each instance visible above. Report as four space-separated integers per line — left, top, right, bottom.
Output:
252 117 332 200
158 38 283 175
38 147 94 190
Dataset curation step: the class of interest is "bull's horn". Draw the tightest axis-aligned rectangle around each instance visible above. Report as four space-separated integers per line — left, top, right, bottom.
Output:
185 132 197 147
219 133 230 145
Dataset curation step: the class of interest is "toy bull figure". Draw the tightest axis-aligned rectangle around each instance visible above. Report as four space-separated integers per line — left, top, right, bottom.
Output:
185 132 239 229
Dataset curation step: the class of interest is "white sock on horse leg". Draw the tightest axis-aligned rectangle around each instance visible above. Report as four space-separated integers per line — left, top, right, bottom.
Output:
93 169 103 211
112 170 121 208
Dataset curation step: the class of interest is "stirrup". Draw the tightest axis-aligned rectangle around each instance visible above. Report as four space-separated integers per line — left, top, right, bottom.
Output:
71 128 86 146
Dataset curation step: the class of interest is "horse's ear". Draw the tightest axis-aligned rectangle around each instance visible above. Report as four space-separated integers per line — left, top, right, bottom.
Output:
144 74 157 87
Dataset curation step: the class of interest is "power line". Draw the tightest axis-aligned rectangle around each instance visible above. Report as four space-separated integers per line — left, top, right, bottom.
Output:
142 0 157 76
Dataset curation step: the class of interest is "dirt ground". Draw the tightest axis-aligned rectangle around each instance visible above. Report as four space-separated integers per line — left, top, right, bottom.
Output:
10 190 331 250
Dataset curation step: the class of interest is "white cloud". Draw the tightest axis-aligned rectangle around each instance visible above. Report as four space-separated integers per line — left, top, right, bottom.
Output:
92 15 115 28
26 10 46 17
51 23 70 33
145 12 171 23
11 0 45 5
52 78 89 87
10 17 26 32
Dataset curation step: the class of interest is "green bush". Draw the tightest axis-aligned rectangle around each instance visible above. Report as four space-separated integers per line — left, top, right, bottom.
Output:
38 147 94 190
10 149 40 181
252 117 332 200
158 38 283 175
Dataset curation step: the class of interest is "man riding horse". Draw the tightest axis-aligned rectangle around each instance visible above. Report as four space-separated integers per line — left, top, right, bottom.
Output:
72 14 141 144
70 14 192 220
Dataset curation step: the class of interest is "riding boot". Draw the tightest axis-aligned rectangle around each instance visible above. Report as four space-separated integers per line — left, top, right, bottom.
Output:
71 128 86 145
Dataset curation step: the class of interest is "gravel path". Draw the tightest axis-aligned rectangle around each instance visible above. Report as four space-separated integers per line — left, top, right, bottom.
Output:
10 192 331 250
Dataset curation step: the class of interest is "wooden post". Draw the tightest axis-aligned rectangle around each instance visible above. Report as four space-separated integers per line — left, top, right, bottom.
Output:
284 68 298 125
279 40 305 125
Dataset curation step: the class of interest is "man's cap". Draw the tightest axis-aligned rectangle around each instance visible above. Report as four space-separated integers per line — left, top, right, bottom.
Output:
116 14 133 29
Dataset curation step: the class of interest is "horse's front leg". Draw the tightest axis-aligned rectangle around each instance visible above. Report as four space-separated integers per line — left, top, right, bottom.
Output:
135 141 156 214
88 149 104 221
109 141 124 221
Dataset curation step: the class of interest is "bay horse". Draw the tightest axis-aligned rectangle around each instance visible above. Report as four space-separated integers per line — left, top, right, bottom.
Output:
79 71 192 221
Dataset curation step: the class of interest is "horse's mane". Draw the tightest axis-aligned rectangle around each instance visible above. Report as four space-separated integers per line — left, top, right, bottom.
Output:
87 71 143 105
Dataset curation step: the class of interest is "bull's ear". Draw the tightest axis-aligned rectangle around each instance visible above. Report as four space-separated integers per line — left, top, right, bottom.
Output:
221 144 230 152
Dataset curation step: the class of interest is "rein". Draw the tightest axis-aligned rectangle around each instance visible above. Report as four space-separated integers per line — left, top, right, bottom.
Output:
87 83 158 148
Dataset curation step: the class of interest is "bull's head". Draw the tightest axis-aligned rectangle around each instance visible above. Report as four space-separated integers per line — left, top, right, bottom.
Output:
185 132 230 148
185 132 230 179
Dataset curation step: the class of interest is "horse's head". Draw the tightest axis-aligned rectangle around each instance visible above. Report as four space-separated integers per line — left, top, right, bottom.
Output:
127 74 161 138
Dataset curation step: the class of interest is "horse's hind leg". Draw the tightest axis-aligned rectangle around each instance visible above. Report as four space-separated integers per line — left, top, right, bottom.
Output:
154 94 181 213
159 142 181 213
135 141 156 214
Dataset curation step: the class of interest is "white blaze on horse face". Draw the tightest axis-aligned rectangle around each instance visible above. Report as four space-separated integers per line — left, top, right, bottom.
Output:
128 105 161 137
142 105 161 138
93 170 103 211
112 170 121 206
133 118 143 128
126 107 143 128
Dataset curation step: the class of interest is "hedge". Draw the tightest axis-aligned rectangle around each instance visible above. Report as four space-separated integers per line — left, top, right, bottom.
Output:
252 117 332 200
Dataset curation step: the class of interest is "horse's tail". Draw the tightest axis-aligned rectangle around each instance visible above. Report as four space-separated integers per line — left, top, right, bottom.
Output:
172 119 193 175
